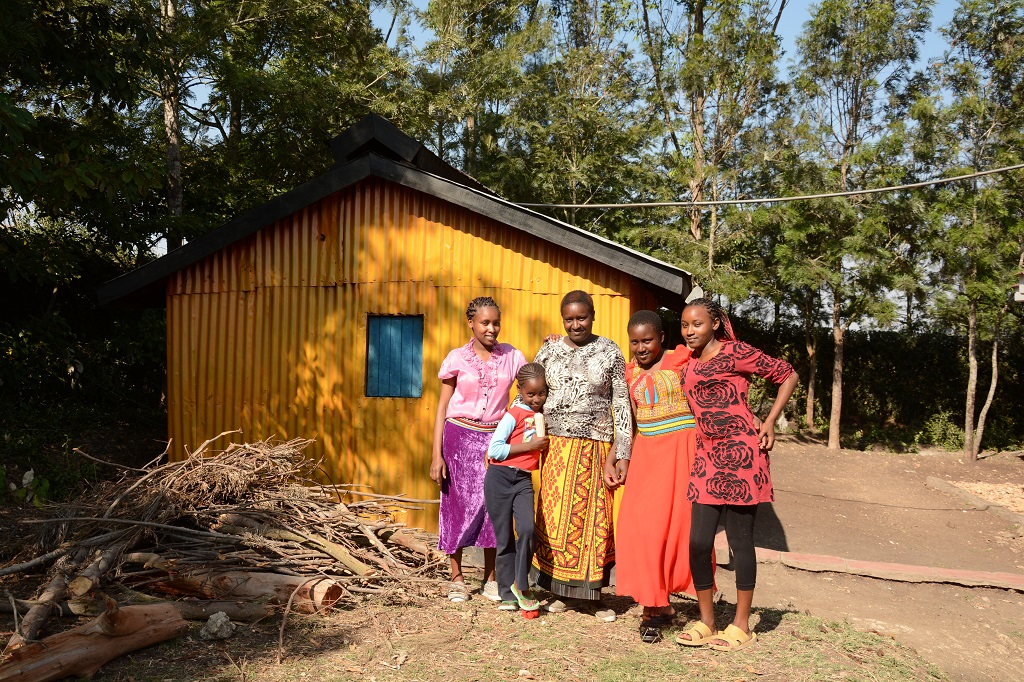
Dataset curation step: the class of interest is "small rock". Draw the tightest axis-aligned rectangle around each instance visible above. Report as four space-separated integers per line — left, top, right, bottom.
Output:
198 611 236 640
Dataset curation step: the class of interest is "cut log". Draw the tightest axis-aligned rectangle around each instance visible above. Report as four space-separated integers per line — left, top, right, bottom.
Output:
0 602 188 682
68 542 131 597
148 570 342 614
4 574 68 653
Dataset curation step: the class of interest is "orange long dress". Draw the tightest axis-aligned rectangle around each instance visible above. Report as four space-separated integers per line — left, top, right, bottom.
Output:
615 346 710 607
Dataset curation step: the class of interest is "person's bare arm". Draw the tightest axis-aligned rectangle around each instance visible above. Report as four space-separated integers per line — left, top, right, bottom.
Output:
431 379 457 483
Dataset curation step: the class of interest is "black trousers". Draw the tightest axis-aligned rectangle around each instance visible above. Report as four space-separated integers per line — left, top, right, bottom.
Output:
483 465 535 600
690 502 759 592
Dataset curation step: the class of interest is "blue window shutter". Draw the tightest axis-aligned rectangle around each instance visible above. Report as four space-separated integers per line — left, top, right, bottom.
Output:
366 315 423 398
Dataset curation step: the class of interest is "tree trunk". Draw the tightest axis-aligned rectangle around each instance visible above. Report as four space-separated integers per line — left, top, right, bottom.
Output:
828 287 844 450
161 0 183 251
686 0 706 243
707 185 718 270
973 302 1007 459
0 602 188 682
963 297 978 460
804 290 818 429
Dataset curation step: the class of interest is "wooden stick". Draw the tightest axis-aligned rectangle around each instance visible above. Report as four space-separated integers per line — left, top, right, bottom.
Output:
20 518 239 540
0 548 70 578
72 448 147 473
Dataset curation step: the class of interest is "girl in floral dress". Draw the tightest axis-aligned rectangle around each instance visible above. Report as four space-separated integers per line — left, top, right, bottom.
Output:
677 298 798 651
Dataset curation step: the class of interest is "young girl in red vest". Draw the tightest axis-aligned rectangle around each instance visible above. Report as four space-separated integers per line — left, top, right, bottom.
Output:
484 363 549 611
678 298 798 651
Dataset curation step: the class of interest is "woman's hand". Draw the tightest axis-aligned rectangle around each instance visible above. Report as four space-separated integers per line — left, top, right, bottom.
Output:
429 455 447 484
614 458 629 486
543 333 562 343
602 460 620 490
757 420 776 451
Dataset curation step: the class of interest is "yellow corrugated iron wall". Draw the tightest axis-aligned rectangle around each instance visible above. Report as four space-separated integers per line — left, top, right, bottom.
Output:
167 179 658 530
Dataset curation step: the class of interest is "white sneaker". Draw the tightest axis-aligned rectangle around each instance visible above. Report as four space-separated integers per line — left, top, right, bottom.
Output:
481 580 501 601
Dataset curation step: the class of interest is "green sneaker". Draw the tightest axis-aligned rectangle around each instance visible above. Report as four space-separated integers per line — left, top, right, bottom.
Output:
510 584 539 611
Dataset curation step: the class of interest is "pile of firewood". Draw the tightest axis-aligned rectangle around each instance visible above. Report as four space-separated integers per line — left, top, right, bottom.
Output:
0 435 445 681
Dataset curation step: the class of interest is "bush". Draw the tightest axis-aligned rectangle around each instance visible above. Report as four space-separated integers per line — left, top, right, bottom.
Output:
915 411 966 451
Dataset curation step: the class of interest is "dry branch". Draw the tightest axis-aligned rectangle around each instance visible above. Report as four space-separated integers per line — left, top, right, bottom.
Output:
3 437 445 663
4 574 68 653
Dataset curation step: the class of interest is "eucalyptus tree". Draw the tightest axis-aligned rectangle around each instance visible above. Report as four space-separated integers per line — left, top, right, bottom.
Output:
401 0 546 173
633 0 787 285
931 0 1024 459
788 0 931 449
159 0 393 230
477 0 660 242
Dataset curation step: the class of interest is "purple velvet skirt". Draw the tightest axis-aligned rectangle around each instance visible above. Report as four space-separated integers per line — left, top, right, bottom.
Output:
438 418 497 554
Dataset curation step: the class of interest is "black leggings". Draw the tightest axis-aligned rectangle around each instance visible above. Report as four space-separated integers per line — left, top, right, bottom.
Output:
690 502 758 592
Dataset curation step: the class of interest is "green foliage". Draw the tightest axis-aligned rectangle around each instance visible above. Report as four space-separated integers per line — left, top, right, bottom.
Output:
915 411 967 451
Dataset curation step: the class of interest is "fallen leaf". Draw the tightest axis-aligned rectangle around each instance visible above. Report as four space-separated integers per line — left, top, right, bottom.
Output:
518 670 536 679
745 665 764 675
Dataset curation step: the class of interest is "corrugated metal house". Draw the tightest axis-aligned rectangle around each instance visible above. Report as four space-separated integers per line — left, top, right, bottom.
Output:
99 115 692 530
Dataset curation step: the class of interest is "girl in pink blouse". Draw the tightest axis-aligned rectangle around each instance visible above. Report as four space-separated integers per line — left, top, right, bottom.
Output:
431 296 527 602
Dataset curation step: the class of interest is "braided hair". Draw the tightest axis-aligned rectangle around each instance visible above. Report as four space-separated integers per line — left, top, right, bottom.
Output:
560 290 595 316
516 362 546 387
627 309 664 334
683 297 735 341
466 296 499 321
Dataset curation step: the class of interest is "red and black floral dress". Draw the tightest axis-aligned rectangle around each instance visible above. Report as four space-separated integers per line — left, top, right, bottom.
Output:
682 340 794 506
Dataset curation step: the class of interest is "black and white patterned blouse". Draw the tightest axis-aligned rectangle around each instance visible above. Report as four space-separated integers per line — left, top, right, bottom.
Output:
533 336 633 460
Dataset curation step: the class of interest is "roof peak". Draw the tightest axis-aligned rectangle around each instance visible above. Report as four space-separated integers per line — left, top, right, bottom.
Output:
329 113 492 195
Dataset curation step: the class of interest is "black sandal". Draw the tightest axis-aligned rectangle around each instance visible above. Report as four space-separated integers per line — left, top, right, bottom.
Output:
639 622 662 643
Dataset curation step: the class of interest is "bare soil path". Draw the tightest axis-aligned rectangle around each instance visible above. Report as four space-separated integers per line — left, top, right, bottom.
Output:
749 437 1024 681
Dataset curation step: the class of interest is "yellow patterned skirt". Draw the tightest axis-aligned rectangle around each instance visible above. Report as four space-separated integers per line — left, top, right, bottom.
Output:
532 435 615 600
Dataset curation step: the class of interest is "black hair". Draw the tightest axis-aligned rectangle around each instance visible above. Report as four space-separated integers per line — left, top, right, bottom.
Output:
466 296 499 321
627 309 664 335
516 362 546 386
560 290 595 316
683 297 733 340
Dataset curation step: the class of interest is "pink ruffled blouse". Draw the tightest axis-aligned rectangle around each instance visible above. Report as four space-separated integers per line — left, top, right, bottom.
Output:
439 340 527 423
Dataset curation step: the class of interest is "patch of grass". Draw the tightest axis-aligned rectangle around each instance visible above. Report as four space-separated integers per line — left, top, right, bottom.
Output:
96 593 947 682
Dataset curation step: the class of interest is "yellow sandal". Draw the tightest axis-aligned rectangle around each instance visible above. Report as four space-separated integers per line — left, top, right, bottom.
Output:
708 623 758 651
675 621 717 646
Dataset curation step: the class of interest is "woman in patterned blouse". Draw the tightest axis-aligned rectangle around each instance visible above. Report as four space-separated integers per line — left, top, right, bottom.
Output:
532 290 632 622
679 297 798 651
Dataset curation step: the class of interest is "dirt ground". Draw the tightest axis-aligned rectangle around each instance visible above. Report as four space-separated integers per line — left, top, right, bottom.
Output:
750 436 1024 681
1 435 1022 681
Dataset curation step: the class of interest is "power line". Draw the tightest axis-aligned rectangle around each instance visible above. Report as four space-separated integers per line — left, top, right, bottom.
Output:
515 162 1024 209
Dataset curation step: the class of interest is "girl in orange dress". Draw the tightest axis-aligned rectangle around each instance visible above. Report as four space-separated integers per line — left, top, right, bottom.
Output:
615 310 712 643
